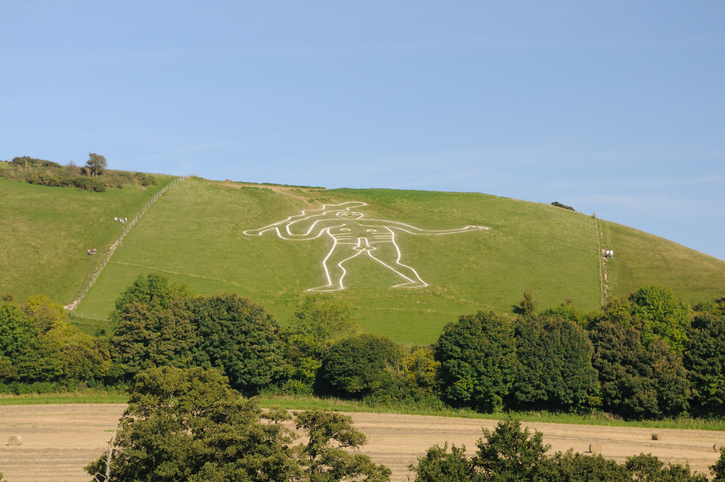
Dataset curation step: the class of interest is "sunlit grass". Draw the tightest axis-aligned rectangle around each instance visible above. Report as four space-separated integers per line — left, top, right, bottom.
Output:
0 175 175 305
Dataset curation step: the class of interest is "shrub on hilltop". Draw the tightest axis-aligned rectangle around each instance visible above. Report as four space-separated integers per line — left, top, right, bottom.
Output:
0 154 156 191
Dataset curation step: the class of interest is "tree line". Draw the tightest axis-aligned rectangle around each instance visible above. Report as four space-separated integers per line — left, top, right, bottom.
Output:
84 365 725 482
0 154 156 191
1 274 725 421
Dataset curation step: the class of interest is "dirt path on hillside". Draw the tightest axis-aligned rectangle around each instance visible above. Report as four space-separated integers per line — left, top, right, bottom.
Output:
206 179 326 207
0 405 723 481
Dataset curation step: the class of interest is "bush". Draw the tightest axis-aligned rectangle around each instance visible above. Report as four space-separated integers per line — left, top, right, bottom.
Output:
435 311 516 412
511 315 599 412
685 313 725 416
591 322 690 419
284 296 359 392
319 333 401 398
86 367 390 482
2 155 155 191
551 201 575 211
191 294 290 396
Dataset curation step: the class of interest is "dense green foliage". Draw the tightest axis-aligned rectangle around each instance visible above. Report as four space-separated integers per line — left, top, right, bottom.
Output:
4 275 725 424
591 323 690 418
511 315 599 412
551 201 575 211
1 155 156 192
86 366 390 482
110 280 288 395
108 274 191 325
191 294 289 394
411 417 716 481
284 296 360 393
319 334 401 398
591 321 690 419
0 296 110 389
685 313 725 416
435 311 517 412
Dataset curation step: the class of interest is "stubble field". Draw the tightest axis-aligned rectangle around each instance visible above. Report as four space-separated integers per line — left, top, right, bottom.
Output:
0 404 723 481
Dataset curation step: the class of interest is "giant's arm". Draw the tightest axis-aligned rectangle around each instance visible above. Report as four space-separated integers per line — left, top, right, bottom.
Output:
244 217 340 240
363 220 488 235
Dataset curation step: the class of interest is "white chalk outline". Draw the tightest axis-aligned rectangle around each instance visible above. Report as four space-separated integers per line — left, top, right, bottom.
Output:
244 202 488 292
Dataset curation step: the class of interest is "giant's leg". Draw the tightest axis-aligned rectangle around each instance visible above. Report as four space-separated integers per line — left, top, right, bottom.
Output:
306 242 362 292
367 241 428 289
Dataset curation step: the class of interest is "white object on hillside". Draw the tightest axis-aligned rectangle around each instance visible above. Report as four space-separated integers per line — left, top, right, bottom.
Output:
244 201 488 292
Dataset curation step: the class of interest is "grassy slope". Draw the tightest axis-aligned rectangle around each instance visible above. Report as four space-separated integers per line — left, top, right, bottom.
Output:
0 175 175 304
6 176 722 344
77 179 602 344
602 220 725 304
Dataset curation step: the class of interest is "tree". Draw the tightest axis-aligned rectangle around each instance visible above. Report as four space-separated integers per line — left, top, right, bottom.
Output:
1 296 112 384
290 296 359 352
511 315 599 412
410 443 473 482
684 313 725 416
474 417 549 481
110 301 199 380
86 366 298 482
713 447 725 482
108 277 288 393
319 334 401 398
191 294 290 395
533 450 632 482
514 289 538 316
629 286 690 353
602 286 690 354
85 153 107 177
435 311 517 412
109 274 191 326
285 296 359 390
294 410 391 481
626 453 707 482
86 367 390 482
591 322 689 419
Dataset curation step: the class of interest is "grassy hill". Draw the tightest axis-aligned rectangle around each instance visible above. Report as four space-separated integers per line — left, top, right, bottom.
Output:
67 178 723 344
0 174 175 305
3 175 723 345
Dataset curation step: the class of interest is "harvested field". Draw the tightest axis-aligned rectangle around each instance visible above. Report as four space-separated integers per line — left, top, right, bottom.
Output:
0 404 723 481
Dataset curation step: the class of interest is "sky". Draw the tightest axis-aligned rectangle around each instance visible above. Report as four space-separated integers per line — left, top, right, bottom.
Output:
2 1 724 260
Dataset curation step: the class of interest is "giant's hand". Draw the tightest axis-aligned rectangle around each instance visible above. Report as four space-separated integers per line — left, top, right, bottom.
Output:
243 226 276 236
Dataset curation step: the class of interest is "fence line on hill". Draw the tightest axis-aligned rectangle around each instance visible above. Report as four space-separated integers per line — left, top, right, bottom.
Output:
594 213 604 305
65 175 190 314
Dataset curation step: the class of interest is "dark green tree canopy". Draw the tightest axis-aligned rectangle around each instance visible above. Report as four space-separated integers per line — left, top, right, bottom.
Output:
511 315 598 412
109 276 288 395
600 286 690 354
411 417 712 482
191 293 289 395
435 310 517 412
110 274 191 324
591 322 689 419
86 367 390 482
514 289 539 316
319 333 401 398
685 312 725 416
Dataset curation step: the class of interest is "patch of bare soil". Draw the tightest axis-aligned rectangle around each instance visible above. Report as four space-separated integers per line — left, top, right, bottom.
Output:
205 179 325 207
0 405 723 481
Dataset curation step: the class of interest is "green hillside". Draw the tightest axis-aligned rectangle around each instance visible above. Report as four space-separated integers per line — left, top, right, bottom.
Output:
3 176 723 345
69 178 722 344
0 174 175 304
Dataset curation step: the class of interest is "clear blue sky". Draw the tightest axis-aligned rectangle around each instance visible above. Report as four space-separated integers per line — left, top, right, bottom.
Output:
2 1 724 260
